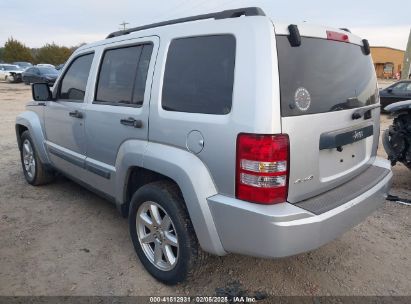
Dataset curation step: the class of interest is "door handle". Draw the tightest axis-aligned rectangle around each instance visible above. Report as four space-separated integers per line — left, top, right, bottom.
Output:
69 110 83 118
120 117 143 128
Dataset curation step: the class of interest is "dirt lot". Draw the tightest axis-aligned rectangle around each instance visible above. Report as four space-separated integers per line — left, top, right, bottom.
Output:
0 82 410 296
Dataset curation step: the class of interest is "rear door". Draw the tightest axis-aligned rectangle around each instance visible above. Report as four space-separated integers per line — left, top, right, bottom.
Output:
83 37 157 195
276 34 380 203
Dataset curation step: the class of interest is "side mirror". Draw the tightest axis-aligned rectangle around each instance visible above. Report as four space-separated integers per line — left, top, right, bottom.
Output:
387 88 393 93
32 83 52 101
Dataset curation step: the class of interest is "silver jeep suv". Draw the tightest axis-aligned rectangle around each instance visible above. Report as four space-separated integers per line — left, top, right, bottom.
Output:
15 7 392 284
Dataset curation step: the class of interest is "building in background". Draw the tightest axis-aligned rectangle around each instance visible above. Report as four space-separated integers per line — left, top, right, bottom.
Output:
370 47 404 79
402 29 411 79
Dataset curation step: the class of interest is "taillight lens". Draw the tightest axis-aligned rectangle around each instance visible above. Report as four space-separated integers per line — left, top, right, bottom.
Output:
236 134 289 204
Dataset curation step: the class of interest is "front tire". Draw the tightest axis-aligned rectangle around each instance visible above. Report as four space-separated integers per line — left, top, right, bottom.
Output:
20 131 54 185
129 181 204 285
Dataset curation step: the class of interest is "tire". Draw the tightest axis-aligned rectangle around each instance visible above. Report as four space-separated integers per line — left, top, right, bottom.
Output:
20 131 54 185
129 181 205 285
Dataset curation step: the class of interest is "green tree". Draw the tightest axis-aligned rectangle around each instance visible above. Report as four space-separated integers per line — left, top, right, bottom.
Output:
3 37 33 62
34 43 73 65
0 47 4 62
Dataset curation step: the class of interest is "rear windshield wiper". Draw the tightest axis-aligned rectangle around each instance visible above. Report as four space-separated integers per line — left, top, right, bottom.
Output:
352 104 380 120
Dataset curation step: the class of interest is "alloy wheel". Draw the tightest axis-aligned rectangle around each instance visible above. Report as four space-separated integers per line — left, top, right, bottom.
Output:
136 201 179 271
22 139 36 179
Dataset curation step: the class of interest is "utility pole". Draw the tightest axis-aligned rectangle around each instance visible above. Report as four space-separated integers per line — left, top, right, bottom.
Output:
119 21 130 31
402 28 411 79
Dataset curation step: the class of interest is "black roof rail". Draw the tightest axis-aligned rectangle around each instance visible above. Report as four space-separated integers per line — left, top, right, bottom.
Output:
106 7 266 39
340 28 351 33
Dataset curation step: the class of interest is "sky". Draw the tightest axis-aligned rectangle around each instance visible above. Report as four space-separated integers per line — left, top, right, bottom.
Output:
1 0 410 50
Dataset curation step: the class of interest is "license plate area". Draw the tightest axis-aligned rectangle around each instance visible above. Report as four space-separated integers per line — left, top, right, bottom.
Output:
318 123 373 182
319 124 373 150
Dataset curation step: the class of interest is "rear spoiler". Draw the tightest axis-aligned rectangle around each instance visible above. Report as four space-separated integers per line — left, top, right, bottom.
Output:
286 24 371 55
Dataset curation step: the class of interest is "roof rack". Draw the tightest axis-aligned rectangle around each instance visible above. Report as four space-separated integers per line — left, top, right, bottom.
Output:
106 7 266 39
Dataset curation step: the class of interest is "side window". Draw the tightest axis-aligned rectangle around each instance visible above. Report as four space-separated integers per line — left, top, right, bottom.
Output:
59 53 94 101
391 82 407 92
95 44 153 106
162 35 236 115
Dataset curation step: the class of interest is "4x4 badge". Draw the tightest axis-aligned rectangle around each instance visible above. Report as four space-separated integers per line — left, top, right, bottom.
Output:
294 175 314 184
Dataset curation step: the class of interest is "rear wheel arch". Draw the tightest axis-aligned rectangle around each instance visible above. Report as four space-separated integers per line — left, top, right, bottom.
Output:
120 166 183 218
115 142 225 255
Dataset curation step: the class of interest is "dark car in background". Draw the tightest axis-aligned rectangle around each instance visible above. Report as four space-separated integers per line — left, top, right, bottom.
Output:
380 80 411 109
22 66 59 86
12 62 33 70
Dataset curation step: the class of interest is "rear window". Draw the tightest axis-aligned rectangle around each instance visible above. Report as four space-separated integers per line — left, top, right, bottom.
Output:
95 44 152 107
276 36 377 116
162 35 236 115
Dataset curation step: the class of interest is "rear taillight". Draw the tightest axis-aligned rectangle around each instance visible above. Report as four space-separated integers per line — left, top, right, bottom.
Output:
326 30 350 43
236 134 289 204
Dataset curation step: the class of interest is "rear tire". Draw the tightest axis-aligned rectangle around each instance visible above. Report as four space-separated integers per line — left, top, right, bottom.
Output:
128 181 205 285
20 131 54 185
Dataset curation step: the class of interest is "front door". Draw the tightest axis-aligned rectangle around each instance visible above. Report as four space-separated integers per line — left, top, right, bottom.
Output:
83 37 158 195
44 53 94 178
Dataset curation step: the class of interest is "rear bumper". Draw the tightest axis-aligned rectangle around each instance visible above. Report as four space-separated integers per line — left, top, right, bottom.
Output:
208 158 392 258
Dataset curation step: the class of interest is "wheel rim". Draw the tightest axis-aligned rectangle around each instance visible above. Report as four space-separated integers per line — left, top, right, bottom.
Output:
22 139 35 179
136 201 179 271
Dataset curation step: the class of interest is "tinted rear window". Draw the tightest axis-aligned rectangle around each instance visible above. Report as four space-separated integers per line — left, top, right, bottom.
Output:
96 45 146 106
276 36 377 116
162 35 236 115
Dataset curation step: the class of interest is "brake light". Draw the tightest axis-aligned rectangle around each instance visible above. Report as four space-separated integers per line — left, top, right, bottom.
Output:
236 134 289 204
326 31 349 43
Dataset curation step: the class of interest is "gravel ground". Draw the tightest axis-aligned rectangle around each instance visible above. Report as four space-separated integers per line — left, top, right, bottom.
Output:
0 82 410 296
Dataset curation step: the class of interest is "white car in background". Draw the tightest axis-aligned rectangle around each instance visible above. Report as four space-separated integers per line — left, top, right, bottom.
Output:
0 64 23 83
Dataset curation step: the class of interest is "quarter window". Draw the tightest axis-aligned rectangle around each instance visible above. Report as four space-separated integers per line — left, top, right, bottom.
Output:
59 53 94 101
95 44 153 106
162 35 236 115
